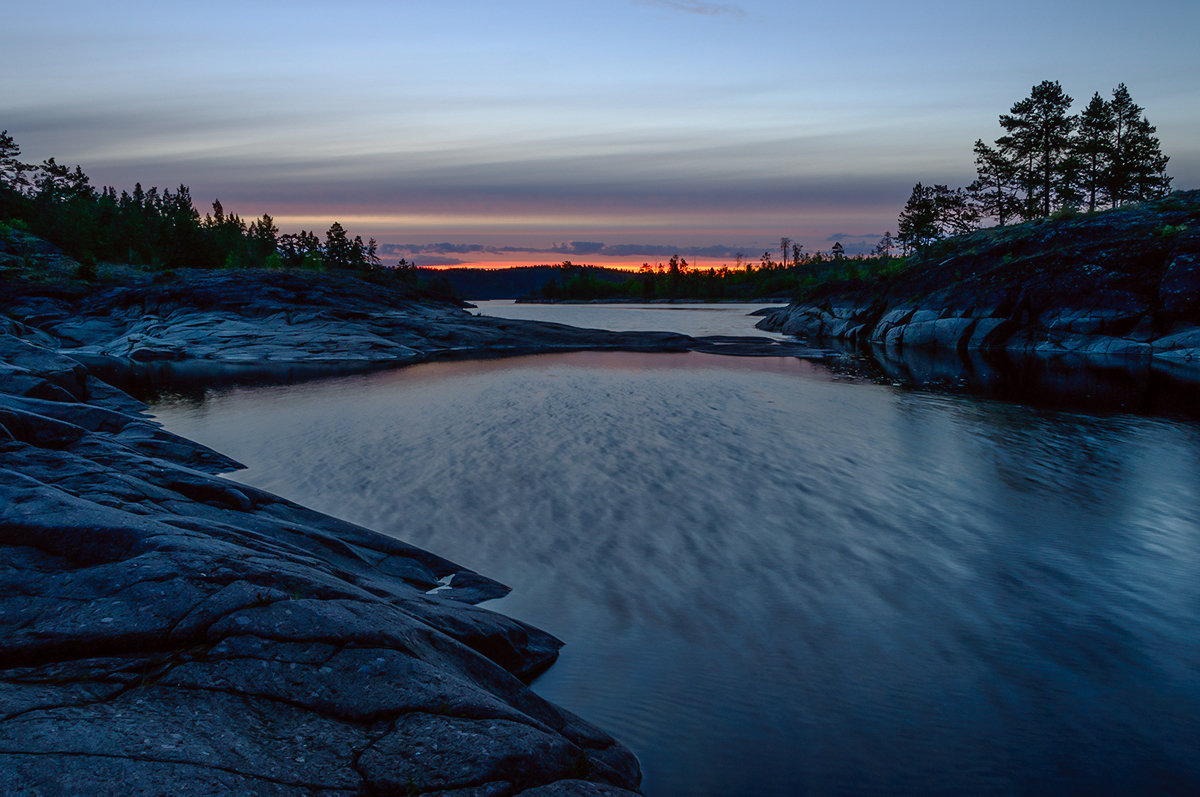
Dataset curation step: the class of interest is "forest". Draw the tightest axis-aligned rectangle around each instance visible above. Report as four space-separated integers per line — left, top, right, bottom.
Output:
896 81 1172 252
523 249 902 302
0 130 385 275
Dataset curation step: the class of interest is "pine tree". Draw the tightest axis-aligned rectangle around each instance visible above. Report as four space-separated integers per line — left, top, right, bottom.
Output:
1124 117 1171 202
872 232 895 258
933 184 979 236
998 80 1077 217
1073 93 1116 212
0 130 29 218
248 214 279 265
1106 84 1171 205
896 183 940 253
0 130 28 194
324 222 354 269
968 139 1020 225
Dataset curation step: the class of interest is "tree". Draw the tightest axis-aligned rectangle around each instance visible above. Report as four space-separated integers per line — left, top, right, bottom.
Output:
897 183 940 253
933 184 979 236
350 234 368 270
897 183 978 253
32 158 73 201
1107 83 1140 206
324 222 355 269
779 237 791 268
830 241 845 259
0 130 29 197
872 231 895 258
1123 117 1171 202
968 139 1020 225
248 214 279 265
1073 93 1116 212
998 80 1077 217
1107 84 1170 205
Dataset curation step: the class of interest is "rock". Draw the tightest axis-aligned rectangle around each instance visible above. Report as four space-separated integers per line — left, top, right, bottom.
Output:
754 192 1200 377
0 283 649 795
1152 327 1200 362
899 317 977 351
1160 253 1200 319
967 318 1017 350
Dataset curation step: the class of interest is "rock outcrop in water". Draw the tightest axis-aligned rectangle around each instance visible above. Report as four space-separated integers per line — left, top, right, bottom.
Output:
757 191 1200 369
0 266 813 370
2 267 696 366
0 268 688 795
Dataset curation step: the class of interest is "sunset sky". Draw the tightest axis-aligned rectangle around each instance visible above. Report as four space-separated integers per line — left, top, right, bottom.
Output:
4 0 1198 268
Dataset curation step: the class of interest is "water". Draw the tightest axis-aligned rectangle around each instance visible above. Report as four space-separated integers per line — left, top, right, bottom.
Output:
470 300 792 340
149 305 1200 795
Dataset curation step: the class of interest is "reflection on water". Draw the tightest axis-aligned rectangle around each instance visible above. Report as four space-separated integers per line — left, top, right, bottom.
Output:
473 300 793 340
473 300 1200 420
151 350 1200 796
850 342 1200 420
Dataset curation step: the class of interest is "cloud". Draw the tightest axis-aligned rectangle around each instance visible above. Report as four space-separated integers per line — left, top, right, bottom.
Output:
381 243 545 256
553 241 607 255
825 232 883 242
401 255 469 267
561 242 749 259
633 0 745 17
390 242 488 255
385 240 752 261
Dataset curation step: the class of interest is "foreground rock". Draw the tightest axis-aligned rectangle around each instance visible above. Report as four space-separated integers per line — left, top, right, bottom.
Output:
0 262 830 793
757 191 1200 369
0 274 665 794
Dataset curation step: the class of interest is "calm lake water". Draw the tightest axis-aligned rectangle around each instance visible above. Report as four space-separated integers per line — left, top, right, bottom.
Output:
469 300 792 339
150 304 1200 796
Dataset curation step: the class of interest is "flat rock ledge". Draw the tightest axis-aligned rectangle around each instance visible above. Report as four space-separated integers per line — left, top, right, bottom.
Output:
0 297 646 792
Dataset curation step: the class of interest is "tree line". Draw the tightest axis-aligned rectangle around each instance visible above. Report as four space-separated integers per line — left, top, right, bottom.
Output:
897 81 1172 252
530 243 903 302
0 130 381 272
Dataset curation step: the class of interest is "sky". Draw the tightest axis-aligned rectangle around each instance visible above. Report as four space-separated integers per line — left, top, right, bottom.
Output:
3 0 1199 268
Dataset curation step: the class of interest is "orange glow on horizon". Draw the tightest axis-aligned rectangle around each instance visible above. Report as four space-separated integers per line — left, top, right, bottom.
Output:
409 256 754 272
418 259 643 271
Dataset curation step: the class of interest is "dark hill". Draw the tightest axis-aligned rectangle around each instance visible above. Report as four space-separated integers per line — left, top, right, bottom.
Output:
417 265 633 300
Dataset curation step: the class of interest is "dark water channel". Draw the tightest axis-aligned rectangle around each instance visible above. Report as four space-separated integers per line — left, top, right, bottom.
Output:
149 305 1200 795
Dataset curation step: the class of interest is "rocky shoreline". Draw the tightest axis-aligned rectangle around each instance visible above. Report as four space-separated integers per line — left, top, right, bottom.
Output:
756 192 1200 372
0 268 814 367
0 266 829 795
755 299 1200 366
